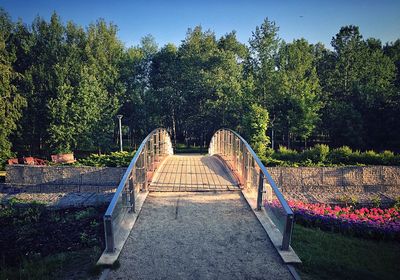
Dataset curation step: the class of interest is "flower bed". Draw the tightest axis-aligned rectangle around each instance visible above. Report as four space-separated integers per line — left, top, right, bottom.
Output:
266 200 400 241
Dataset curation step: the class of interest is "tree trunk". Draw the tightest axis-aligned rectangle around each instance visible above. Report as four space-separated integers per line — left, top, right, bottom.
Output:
271 127 275 150
172 109 177 148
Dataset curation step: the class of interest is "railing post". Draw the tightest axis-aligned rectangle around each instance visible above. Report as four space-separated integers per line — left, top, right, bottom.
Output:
104 216 114 253
282 214 294 250
122 182 128 205
232 135 237 170
241 144 246 186
257 171 264 210
224 130 227 156
143 150 147 190
129 175 135 213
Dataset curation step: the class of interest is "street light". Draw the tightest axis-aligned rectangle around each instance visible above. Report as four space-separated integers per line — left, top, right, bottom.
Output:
117 115 123 152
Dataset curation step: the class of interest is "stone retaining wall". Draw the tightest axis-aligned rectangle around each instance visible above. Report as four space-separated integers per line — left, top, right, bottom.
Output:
267 166 400 203
5 165 126 193
4 165 400 203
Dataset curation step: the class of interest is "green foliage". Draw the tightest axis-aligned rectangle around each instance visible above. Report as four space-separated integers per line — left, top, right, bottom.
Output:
321 25 398 150
276 39 322 144
74 207 97 221
361 150 381 165
75 151 135 167
0 9 26 168
301 144 330 164
274 146 299 162
0 247 102 280
265 145 400 167
241 103 270 155
394 197 400 212
0 10 399 160
0 202 106 271
328 146 354 165
371 196 382 208
174 144 207 154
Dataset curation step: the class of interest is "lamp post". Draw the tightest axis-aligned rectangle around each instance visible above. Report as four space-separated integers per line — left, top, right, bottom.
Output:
117 115 123 152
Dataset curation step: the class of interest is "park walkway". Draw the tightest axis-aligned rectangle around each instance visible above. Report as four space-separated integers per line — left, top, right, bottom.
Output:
107 155 293 280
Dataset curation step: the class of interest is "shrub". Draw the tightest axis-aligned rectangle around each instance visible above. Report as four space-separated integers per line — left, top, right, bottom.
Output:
394 197 400 212
263 157 292 167
301 144 330 164
337 195 358 207
274 146 299 162
328 146 354 164
265 147 275 158
371 196 382 208
360 150 383 165
381 150 397 165
75 151 135 167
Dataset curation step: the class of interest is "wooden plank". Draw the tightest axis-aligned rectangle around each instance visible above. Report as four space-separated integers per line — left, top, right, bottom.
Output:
149 155 239 192
199 157 211 190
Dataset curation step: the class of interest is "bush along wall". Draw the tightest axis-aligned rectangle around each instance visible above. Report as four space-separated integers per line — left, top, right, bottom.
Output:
263 145 400 167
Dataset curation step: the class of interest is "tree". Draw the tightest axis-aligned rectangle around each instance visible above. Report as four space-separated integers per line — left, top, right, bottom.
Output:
241 104 269 155
249 18 281 107
276 39 322 147
19 13 66 154
46 21 88 153
323 26 397 149
85 19 124 153
323 26 367 148
149 43 180 145
119 35 158 144
176 26 250 144
248 18 283 148
360 39 396 149
383 40 400 150
0 9 26 166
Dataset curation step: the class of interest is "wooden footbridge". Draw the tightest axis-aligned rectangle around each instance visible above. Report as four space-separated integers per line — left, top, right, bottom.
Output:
97 128 301 279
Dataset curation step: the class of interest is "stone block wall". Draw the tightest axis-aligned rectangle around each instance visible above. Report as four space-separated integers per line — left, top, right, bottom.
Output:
267 166 400 203
3 165 400 203
5 165 126 193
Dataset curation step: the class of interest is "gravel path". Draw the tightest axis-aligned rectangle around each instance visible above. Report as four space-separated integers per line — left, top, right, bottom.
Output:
108 192 292 280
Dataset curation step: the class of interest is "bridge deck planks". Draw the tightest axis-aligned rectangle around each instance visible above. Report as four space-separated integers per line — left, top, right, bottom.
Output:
149 155 240 192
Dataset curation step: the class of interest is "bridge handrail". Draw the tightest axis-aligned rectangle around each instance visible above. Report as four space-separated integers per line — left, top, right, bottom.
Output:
103 128 173 253
209 128 294 250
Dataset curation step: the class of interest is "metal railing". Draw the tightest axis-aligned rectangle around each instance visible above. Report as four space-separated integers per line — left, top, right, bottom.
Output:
209 129 294 250
103 128 173 253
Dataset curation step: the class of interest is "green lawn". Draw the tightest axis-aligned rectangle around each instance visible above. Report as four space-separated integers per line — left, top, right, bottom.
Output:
0 248 101 280
174 143 208 154
292 224 400 280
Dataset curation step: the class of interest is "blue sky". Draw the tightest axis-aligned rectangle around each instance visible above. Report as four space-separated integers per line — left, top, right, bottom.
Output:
1 0 399 49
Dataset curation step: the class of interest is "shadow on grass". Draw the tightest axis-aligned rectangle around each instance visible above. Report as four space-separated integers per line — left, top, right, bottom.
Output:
292 224 400 280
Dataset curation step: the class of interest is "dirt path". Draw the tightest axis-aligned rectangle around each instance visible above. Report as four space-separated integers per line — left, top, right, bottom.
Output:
107 192 292 280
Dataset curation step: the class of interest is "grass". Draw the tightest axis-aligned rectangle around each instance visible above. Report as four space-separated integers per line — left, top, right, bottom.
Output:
174 143 208 154
292 224 400 280
0 203 107 280
0 247 102 280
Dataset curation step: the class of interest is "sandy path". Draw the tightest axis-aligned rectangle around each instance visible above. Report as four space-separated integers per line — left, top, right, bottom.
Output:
108 192 292 280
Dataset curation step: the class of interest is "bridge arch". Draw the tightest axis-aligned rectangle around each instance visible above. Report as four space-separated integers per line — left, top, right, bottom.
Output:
99 127 294 265
209 129 294 250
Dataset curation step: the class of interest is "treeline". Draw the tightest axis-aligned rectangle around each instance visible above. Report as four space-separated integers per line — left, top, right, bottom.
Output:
1 8 399 166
